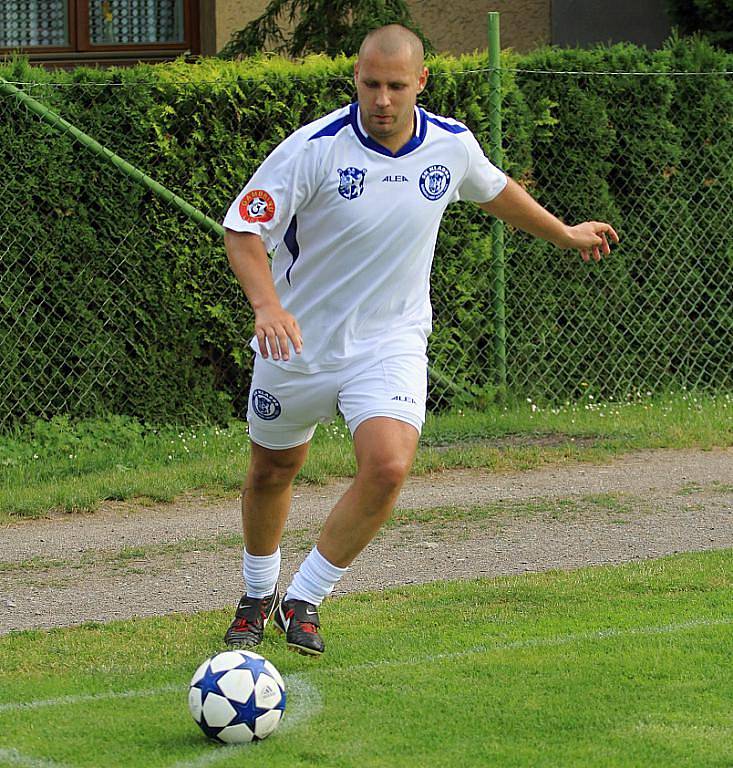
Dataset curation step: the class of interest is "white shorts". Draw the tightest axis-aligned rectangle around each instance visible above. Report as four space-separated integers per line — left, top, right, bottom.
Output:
247 352 428 450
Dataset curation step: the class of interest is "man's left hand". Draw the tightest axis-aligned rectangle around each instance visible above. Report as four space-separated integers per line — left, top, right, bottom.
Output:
561 221 619 262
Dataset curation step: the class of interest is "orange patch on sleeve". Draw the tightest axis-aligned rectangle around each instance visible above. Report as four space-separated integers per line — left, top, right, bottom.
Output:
239 190 276 223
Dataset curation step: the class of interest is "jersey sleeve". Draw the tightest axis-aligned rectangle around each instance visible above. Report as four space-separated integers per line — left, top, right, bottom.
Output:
456 130 507 203
223 130 321 251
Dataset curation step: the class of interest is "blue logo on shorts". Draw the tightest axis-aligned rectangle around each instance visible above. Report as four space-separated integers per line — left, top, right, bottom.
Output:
252 389 281 420
419 165 451 200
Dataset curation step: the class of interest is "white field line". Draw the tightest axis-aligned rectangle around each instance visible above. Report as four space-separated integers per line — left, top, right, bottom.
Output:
0 616 730 768
312 616 733 675
0 672 325 718
0 748 69 767
0 682 182 714
278 674 323 733
0 675 322 768
2 617 729 714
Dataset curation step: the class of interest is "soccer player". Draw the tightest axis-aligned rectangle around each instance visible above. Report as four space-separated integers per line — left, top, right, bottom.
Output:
223 24 618 656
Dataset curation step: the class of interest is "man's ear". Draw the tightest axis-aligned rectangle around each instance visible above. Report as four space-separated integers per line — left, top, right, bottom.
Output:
417 66 429 94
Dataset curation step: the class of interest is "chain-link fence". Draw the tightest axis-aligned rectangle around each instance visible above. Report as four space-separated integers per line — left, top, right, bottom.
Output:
502 66 732 402
0 76 241 429
1 59 732 430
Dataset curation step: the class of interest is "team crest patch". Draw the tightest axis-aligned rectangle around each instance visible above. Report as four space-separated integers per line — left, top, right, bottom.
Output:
239 189 276 223
252 388 281 420
337 167 367 200
419 165 451 201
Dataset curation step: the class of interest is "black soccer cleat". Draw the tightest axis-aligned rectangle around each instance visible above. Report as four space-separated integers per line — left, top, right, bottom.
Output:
223 589 279 649
273 598 325 656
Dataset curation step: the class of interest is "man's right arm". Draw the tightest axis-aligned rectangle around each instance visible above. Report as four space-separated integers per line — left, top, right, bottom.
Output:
224 229 303 362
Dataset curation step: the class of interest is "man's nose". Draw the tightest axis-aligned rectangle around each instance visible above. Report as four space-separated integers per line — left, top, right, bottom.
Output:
375 87 390 107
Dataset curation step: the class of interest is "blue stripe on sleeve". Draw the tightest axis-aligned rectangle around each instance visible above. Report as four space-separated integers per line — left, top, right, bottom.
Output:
284 215 300 285
308 114 350 140
425 114 468 134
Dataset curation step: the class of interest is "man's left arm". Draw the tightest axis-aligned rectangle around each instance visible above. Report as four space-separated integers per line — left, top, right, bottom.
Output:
479 176 619 262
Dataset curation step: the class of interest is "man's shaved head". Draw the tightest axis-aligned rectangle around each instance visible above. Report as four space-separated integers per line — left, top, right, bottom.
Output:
354 23 429 154
358 24 424 72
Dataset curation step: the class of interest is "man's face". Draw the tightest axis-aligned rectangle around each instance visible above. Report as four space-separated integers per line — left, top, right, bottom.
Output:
354 45 428 152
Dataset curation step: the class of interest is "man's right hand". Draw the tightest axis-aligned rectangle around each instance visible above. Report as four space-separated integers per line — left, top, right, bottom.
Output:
254 303 303 361
224 229 304 362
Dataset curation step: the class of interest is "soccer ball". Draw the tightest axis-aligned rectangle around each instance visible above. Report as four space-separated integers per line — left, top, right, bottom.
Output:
188 650 286 744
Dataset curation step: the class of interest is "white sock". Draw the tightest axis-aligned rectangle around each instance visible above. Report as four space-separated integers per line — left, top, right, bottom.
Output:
285 546 348 606
243 547 281 598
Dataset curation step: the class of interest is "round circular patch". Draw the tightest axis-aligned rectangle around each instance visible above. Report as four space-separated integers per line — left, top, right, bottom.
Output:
252 389 281 420
419 165 451 201
239 190 276 223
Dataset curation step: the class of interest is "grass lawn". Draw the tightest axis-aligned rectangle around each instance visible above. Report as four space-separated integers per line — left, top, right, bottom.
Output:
1 550 731 767
0 391 731 521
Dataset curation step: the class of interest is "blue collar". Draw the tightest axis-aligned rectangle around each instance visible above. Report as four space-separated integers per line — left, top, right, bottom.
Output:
350 102 427 158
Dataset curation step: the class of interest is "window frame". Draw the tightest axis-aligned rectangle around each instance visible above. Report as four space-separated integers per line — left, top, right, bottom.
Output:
0 0 200 61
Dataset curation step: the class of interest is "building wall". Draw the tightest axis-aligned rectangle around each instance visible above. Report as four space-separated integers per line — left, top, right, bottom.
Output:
213 0 673 56
551 0 672 49
408 0 550 54
215 0 269 54
213 0 551 56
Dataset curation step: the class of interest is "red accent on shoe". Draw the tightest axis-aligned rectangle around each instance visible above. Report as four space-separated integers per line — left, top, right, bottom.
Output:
301 623 318 634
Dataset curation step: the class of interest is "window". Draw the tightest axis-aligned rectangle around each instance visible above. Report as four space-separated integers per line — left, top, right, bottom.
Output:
89 0 184 45
0 0 200 63
0 1 69 47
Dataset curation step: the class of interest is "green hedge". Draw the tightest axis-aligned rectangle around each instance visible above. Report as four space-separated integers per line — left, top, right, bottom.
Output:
506 39 733 400
1 38 731 425
0 53 525 423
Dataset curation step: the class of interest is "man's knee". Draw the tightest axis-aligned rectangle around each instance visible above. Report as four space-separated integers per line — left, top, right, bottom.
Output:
246 443 308 490
358 455 412 497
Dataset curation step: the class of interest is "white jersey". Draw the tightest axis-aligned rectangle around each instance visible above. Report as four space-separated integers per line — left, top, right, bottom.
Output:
223 102 507 372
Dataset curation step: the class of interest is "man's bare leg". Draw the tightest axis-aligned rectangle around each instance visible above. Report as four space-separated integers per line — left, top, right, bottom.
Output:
276 417 419 654
224 439 309 649
317 416 419 566
243 440 310 555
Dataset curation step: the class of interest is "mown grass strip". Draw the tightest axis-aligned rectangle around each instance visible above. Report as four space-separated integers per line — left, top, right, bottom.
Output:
0 550 730 767
387 491 659 529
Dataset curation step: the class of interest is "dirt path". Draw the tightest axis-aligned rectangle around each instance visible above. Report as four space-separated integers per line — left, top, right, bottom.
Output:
1 447 731 635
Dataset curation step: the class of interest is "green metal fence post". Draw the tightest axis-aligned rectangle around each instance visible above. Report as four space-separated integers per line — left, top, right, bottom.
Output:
487 12 507 400
0 78 224 239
